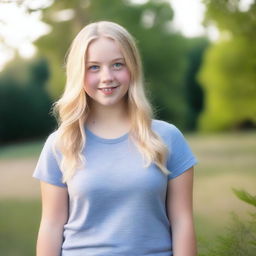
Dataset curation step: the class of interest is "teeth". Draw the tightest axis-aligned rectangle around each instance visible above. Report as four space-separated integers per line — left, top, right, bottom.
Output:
102 88 113 91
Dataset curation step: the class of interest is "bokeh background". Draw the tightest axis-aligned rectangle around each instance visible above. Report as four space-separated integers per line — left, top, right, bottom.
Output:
0 0 255 255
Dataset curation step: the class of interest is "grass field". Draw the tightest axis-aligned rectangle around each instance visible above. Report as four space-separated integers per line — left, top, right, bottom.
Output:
0 131 255 255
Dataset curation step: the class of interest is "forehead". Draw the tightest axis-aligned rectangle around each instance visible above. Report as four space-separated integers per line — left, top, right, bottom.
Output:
86 37 124 62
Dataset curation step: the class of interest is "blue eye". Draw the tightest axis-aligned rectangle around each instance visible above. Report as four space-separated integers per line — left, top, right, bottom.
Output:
88 65 99 71
113 63 123 69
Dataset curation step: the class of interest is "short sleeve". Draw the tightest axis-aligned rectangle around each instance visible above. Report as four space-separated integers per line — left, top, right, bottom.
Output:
166 125 198 180
32 132 67 187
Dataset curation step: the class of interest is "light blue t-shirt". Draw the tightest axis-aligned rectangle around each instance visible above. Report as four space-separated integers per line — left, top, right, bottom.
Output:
33 119 198 256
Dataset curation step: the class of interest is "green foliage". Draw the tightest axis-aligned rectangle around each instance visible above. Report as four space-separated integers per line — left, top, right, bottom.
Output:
198 1 256 132
35 0 205 129
202 0 256 39
233 189 256 208
201 189 256 256
0 57 56 143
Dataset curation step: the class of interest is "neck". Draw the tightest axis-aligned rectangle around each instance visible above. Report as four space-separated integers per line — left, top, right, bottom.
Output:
87 100 130 127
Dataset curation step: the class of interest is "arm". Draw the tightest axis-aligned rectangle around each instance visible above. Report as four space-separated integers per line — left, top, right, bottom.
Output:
166 167 197 256
36 181 68 256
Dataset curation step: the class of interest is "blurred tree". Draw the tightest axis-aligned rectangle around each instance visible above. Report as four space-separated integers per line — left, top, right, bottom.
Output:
0 57 56 143
184 37 209 131
35 0 201 129
198 0 256 131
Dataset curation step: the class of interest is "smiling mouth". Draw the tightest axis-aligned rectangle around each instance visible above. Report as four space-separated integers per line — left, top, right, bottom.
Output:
98 85 119 91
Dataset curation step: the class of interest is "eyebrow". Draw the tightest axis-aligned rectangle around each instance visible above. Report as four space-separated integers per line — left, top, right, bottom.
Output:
87 58 125 64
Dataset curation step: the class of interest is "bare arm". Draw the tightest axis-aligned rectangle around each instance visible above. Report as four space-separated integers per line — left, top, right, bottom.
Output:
36 182 68 256
166 167 197 256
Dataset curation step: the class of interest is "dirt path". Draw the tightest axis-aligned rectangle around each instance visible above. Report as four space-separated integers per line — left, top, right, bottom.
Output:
0 158 41 199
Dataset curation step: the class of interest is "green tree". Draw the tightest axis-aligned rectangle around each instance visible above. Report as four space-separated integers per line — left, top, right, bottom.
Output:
184 37 209 131
198 0 256 131
0 57 55 143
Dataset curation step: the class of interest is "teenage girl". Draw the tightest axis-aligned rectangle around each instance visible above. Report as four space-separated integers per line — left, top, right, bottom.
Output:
33 21 198 256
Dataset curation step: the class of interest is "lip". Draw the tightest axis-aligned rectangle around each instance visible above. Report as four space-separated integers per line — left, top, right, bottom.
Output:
98 85 120 95
98 85 119 90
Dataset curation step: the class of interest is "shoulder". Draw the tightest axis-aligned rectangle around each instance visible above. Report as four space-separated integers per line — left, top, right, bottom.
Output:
152 120 198 179
43 130 58 150
45 130 58 144
41 130 61 160
33 129 66 187
151 119 183 142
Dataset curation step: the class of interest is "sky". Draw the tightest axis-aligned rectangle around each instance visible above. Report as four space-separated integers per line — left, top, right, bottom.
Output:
0 0 254 71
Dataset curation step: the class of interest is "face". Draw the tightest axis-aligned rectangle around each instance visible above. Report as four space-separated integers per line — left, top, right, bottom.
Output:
84 37 131 110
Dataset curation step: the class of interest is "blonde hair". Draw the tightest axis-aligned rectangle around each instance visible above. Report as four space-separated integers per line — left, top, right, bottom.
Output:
52 21 170 183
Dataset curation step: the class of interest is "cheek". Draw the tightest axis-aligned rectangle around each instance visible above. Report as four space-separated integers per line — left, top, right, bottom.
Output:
84 73 98 91
117 69 131 85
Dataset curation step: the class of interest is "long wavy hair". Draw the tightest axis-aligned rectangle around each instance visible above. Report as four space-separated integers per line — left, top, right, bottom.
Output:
52 21 170 183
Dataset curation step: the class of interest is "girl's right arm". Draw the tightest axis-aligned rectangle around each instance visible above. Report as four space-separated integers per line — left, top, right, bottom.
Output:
36 181 69 256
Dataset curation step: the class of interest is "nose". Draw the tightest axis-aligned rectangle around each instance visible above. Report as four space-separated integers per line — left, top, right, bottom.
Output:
101 66 114 84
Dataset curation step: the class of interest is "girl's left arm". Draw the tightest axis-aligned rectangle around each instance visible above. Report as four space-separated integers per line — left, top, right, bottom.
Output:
166 167 197 256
